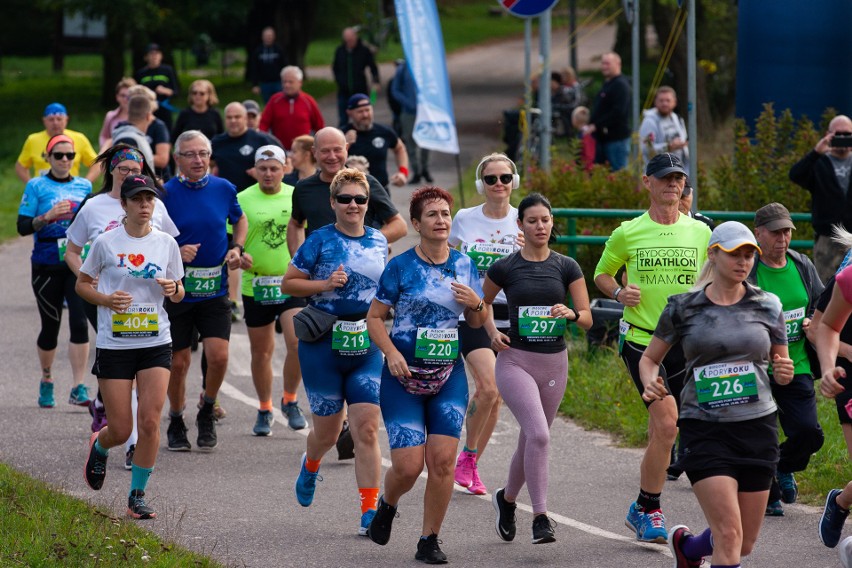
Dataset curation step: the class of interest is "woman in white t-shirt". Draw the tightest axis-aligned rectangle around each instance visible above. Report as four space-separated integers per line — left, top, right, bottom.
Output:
76 174 184 520
449 152 522 495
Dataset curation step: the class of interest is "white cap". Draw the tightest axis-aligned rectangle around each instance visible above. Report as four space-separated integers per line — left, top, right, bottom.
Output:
255 145 286 165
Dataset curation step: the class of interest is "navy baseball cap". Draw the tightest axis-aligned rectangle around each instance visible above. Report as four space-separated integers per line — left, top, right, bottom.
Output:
645 152 687 178
347 93 371 110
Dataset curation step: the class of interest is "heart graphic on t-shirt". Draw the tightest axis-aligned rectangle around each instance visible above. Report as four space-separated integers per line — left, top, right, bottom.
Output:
128 254 145 267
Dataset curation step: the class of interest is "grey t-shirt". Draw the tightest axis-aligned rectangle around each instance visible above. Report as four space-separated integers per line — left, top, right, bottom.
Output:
829 153 852 196
654 282 786 422
487 250 584 354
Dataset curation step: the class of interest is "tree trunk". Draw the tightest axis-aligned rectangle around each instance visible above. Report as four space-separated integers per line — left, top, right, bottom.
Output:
52 11 64 72
102 13 126 108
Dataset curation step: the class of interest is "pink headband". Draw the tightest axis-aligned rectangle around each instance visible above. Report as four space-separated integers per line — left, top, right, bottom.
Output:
46 134 74 154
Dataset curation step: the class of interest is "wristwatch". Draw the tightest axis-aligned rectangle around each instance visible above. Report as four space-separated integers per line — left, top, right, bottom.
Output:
232 244 245 256
613 286 623 303
474 299 485 312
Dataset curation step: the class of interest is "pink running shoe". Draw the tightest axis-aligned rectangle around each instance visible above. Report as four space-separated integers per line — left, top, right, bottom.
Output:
466 461 487 495
454 451 476 488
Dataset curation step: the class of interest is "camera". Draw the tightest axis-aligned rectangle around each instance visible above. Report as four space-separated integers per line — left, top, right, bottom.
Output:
831 133 852 148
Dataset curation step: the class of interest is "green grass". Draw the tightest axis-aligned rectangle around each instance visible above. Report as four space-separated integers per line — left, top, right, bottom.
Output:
563 339 851 505
0 463 221 566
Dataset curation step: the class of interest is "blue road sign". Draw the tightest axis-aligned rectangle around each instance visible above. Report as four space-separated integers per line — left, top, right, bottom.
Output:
499 0 560 18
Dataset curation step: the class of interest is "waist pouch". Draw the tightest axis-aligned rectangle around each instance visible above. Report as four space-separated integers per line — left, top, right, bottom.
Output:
293 305 337 342
396 363 454 395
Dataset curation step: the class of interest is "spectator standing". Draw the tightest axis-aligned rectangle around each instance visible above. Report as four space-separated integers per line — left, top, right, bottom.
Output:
16 103 99 183
789 114 852 282
585 52 631 171
571 106 596 172
332 27 380 127
134 44 180 133
342 93 409 188
249 27 287 103
391 60 431 184
259 66 325 151
639 86 689 170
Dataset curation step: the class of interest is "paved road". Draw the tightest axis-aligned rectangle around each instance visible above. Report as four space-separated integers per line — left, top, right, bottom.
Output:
1 23 844 568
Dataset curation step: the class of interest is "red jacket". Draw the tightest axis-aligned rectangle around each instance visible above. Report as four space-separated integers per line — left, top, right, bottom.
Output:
259 91 325 150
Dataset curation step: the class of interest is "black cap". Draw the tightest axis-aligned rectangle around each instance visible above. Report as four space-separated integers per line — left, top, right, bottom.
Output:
121 174 159 199
347 93 371 110
145 43 162 54
645 152 687 178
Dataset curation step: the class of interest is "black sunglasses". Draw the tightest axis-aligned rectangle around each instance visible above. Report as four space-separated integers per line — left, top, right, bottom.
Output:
482 173 514 186
51 152 76 161
335 194 368 205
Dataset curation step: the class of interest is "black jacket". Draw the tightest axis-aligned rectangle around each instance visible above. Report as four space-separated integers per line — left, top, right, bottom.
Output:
249 44 287 85
789 150 852 237
332 41 379 96
590 74 631 142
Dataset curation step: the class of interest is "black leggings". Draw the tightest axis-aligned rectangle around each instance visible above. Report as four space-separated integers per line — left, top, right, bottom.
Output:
31 265 89 350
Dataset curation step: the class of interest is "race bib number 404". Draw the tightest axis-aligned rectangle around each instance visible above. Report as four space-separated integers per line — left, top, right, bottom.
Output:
112 303 159 338
414 328 459 366
185 266 223 297
693 361 759 410
464 242 513 276
518 306 566 341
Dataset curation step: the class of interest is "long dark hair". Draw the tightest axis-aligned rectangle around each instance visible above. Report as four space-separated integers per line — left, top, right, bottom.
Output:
93 143 160 195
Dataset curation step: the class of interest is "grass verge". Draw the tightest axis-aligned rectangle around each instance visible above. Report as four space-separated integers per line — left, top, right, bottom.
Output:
0 462 221 566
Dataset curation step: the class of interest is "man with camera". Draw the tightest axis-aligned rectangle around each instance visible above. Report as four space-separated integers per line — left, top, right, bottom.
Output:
790 114 852 281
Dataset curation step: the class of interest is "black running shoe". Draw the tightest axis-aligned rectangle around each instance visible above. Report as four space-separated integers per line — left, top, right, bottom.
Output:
125 444 135 471
492 488 517 541
532 514 556 544
127 490 156 519
415 533 447 564
196 408 218 451
336 420 355 460
83 432 107 490
166 415 191 451
367 495 399 545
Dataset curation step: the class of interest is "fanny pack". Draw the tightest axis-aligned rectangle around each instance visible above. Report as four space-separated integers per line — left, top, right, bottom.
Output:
293 305 338 342
396 364 454 395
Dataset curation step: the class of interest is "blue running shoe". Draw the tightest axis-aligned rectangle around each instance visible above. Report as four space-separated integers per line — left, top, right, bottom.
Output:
38 381 55 408
294 453 321 507
68 384 91 407
625 502 667 544
359 509 377 536
252 410 274 437
778 471 798 504
820 489 850 548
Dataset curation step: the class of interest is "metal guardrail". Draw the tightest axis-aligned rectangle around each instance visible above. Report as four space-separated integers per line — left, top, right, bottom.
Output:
552 208 814 258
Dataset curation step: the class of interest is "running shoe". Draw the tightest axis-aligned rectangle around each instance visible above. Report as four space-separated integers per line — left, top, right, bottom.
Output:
294 453 322 507
197 392 227 420
367 495 398 545
668 525 702 568
124 444 135 471
492 488 517 542
84 432 107 491
778 471 798 504
415 533 447 564
466 461 487 495
454 451 475 488
765 500 784 517
820 489 850 548
68 384 91 407
253 409 274 436
127 490 156 519
532 514 556 544
839 536 852 568
336 420 355 460
166 415 191 451
196 408 218 451
625 502 668 544
89 399 107 432
230 300 241 322
359 509 377 536
281 400 307 430
38 381 55 408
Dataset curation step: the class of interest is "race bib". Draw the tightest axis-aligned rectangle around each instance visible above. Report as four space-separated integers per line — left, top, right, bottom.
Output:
464 242 514 277
693 361 759 410
784 307 805 343
57 238 89 263
185 266 223 298
112 303 159 338
252 275 288 305
414 328 459 366
618 319 630 354
518 306 566 341
332 320 370 356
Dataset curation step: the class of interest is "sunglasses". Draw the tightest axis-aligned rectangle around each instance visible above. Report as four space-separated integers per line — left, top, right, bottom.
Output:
335 194 368 205
51 152 76 161
482 173 514 186
191 90 207 95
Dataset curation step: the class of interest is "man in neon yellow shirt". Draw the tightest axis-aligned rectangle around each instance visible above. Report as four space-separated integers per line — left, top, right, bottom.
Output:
594 153 711 544
16 103 99 183
749 202 824 516
237 145 308 435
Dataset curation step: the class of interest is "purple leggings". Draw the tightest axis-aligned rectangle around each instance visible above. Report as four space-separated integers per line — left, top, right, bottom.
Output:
495 347 568 513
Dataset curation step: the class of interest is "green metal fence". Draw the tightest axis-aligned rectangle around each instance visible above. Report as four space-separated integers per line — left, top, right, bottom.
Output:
553 208 813 258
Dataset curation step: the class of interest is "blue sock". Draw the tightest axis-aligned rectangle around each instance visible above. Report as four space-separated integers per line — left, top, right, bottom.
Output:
129 464 154 495
682 528 714 559
463 446 477 454
93 439 109 457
